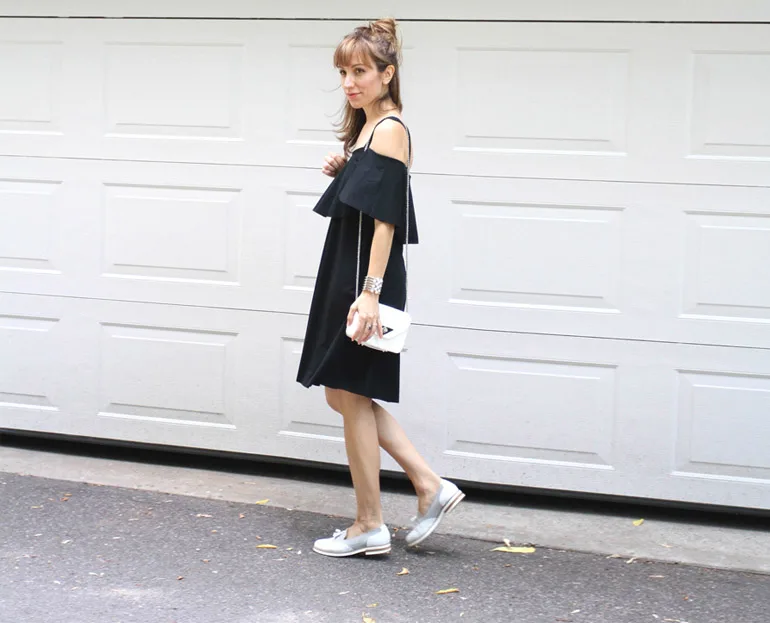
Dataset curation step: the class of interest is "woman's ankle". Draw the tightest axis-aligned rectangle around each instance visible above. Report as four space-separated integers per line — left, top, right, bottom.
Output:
414 472 442 499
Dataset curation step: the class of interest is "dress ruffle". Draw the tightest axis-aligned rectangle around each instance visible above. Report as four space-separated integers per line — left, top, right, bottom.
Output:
313 148 418 245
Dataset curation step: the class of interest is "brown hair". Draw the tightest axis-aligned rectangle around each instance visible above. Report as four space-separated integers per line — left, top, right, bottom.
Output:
333 18 403 155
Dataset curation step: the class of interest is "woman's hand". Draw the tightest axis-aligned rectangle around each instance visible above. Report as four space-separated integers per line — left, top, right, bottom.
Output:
347 292 382 344
322 152 348 178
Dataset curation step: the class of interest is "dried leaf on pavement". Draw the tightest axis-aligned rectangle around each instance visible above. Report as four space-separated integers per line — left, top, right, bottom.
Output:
256 544 277 549
436 588 460 595
503 538 512 547
196 514 212 518
239 513 246 519
396 568 410 576
362 615 376 623
491 546 536 554
255 499 270 505
633 518 645 526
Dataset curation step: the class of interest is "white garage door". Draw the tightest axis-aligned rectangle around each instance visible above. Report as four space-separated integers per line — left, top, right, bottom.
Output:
1 2 769 510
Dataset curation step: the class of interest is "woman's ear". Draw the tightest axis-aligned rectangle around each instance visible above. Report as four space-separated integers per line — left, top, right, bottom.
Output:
383 64 395 85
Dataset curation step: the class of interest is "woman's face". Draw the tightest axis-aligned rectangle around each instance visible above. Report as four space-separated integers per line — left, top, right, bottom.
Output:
338 54 392 109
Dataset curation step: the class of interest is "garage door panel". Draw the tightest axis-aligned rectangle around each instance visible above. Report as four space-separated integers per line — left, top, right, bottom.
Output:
3 19 769 188
0 292 275 453
445 352 617 470
0 156 332 312
682 210 770 321
420 325 770 508
412 176 770 349
675 370 770 480
3 157 768 350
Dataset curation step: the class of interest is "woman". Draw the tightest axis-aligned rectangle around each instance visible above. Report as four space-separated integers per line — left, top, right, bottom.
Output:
296 18 464 558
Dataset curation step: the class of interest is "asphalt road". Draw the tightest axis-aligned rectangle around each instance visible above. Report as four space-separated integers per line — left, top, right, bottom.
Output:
1 472 767 623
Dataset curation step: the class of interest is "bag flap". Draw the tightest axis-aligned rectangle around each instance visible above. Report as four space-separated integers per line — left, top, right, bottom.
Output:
378 306 411 340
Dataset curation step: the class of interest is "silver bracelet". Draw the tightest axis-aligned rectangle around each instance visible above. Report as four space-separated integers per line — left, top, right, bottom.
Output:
363 276 383 295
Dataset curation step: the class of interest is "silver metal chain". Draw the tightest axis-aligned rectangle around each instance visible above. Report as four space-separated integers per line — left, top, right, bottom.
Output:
356 120 411 313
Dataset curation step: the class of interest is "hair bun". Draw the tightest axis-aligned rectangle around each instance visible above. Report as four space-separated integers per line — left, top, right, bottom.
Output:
370 17 398 43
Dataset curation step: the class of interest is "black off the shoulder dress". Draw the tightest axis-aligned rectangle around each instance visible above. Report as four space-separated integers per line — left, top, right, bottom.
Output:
296 117 418 403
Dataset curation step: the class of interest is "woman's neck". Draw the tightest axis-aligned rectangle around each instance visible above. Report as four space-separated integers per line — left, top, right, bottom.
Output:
363 100 398 122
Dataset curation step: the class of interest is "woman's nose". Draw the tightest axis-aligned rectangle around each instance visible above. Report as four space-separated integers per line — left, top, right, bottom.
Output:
343 75 354 88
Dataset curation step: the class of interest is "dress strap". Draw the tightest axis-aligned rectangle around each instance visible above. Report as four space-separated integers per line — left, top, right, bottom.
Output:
364 115 412 162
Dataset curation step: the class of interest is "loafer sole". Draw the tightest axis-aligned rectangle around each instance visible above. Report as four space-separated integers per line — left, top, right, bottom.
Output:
312 543 392 558
407 490 465 548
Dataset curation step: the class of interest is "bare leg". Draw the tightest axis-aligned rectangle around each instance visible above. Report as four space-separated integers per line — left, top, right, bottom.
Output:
371 402 442 515
327 388 384 538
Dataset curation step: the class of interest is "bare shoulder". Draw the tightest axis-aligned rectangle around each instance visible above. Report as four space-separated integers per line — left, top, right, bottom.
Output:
369 117 410 165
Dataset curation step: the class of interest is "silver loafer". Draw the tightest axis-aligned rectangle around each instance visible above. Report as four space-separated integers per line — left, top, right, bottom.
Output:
406 479 465 548
313 524 391 557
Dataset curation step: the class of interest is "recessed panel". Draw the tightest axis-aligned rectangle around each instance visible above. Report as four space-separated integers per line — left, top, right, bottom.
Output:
451 201 623 311
104 43 243 138
283 191 327 291
99 323 236 427
102 183 242 283
677 371 770 479
447 353 616 468
0 179 61 273
0 41 61 134
683 211 770 320
691 52 770 159
287 45 340 145
456 48 629 154
0 314 59 414
279 337 343 441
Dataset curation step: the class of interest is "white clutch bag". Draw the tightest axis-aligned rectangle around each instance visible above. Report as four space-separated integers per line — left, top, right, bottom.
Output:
346 305 411 354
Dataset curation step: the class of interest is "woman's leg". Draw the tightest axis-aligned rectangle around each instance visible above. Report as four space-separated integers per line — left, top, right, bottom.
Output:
371 402 441 515
326 388 384 538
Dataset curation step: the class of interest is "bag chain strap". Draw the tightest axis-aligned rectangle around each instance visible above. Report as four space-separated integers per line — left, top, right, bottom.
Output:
356 118 411 313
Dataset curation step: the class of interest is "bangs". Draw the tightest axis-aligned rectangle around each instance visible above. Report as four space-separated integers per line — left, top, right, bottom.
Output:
333 36 374 68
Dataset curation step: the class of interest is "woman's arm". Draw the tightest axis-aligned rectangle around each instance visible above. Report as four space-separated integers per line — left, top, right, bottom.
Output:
347 120 409 344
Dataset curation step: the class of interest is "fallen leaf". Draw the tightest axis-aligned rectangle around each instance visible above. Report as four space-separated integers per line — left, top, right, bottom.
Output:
255 499 269 505
633 518 645 527
436 588 460 595
256 544 277 549
491 546 536 554
396 568 410 576
31 506 43 509
196 514 212 518
61 540 73 545
238 513 246 519
286 547 293 551
255 535 262 540
606 554 622 559
177 576 184 581
202 559 210 563
211 530 218 534
571 610 581 614
649 575 665 579
660 543 673 548
339 591 350 595
626 557 638 564
503 538 512 547
367 603 378 608
362 615 375 623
